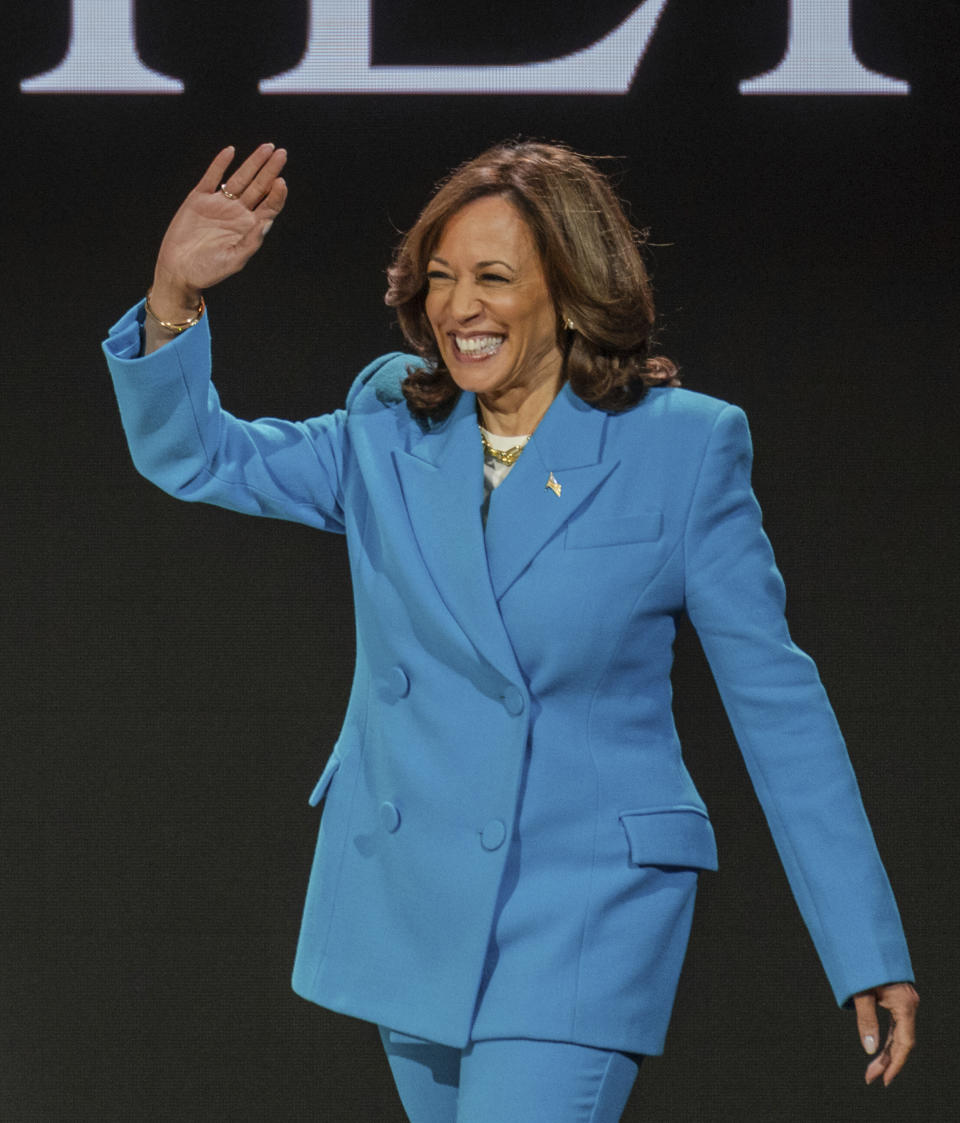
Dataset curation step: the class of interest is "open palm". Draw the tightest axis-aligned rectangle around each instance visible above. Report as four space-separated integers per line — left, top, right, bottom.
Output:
154 144 288 297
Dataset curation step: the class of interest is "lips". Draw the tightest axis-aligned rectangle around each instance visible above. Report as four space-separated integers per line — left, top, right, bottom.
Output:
452 333 505 359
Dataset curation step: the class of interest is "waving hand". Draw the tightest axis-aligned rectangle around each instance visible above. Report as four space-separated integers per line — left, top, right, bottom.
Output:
147 144 287 345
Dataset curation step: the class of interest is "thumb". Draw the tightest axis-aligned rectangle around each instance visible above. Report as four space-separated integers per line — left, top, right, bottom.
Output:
853 991 880 1054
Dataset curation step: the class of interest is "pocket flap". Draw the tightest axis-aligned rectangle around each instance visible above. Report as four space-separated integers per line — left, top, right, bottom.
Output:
619 806 718 871
386 1030 432 1046
308 754 341 807
566 510 662 549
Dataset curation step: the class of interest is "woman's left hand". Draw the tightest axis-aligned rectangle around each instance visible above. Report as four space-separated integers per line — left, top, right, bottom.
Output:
853 981 919 1085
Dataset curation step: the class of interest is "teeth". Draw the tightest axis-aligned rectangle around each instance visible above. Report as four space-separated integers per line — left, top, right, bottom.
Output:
454 334 504 355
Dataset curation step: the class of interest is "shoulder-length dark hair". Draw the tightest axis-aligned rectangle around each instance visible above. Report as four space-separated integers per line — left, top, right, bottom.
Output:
385 139 678 421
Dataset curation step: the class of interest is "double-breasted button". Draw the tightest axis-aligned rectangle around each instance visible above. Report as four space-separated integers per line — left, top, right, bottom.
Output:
480 819 507 851
380 801 401 833
501 685 524 716
387 666 410 699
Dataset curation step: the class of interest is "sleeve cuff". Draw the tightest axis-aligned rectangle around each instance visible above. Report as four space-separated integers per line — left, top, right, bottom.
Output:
102 298 211 368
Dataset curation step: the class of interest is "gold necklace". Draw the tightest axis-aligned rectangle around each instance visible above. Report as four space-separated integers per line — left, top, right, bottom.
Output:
478 425 529 467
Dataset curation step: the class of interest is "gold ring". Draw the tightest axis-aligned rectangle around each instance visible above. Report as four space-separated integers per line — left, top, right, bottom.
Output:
219 184 239 200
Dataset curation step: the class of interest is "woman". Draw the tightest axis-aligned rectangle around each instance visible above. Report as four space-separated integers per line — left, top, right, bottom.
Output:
103 141 917 1122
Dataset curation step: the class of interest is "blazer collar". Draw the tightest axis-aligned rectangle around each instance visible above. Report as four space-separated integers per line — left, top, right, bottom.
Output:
484 383 617 600
391 384 617 670
391 390 519 674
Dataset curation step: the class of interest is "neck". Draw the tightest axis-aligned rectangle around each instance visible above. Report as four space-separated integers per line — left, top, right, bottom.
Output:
476 372 564 437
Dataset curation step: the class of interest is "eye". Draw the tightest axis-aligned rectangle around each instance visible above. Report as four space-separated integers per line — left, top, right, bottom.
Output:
479 272 510 284
426 269 453 283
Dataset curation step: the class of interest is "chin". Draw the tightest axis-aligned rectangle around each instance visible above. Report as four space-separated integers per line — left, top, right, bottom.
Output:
444 354 510 395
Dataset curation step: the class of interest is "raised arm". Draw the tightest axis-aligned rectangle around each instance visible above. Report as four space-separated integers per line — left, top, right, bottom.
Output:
145 145 288 353
104 146 354 533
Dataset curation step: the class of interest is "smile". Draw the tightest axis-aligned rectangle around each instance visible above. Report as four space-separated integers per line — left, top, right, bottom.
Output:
452 333 505 359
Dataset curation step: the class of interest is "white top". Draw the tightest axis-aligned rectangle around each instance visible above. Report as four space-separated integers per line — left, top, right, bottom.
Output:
479 426 531 527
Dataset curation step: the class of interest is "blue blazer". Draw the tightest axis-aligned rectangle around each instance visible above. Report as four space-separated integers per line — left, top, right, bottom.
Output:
104 303 912 1056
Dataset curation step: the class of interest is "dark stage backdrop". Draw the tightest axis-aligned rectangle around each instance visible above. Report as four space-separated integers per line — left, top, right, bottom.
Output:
3 2 957 1120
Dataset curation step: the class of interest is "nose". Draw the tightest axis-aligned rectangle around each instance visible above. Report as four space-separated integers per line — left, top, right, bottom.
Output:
449 278 482 323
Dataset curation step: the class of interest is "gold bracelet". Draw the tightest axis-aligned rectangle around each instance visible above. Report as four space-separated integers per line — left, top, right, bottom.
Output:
145 290 205 334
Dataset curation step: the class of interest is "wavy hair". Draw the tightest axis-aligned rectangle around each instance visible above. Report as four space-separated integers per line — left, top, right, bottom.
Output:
384 140 678 420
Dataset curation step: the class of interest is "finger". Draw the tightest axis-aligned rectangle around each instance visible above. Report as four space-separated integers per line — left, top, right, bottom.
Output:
864 1024 912 1087
879 991 917 1086
880 1034 913 1086
238 147 288 208
255 176 288 220
863 1017 895 1085
221 143 281 202
237 182 287 253
853 993 880 1056
196 146 236 194
864 1047 889 1086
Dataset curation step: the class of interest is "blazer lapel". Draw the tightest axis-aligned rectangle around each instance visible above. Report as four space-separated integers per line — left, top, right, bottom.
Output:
392 390 519 674
484 384 618 601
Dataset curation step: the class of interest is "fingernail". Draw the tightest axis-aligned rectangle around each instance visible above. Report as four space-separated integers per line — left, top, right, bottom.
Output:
864 1035 877 1054
263 220 274 235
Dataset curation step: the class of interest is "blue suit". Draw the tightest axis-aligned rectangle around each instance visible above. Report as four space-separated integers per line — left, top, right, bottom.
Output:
104 303 912 1057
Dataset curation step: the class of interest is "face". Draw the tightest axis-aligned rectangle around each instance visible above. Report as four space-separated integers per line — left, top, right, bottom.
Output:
425 195 564 415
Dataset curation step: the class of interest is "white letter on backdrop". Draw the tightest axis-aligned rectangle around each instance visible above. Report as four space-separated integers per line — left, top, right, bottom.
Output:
260 0 670 94
740 0 908 94
21 0 183 93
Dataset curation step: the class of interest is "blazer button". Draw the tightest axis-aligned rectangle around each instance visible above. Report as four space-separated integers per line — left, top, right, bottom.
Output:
388 666 410 699
380 801 401 833
501 685 524 716
480 820 506 851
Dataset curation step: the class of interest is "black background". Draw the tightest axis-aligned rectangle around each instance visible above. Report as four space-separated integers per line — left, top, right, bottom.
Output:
3 2 958 1119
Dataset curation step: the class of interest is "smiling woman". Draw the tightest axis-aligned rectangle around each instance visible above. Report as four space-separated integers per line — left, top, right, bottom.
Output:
102 138 917 1122
387 141 679 424
425 196 565 436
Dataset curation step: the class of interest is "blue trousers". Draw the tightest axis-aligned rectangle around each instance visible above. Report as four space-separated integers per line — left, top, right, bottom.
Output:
380 1028 641 1123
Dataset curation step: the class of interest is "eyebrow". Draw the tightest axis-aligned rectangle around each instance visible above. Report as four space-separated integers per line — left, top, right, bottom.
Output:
428 255 517 272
